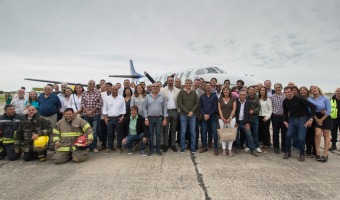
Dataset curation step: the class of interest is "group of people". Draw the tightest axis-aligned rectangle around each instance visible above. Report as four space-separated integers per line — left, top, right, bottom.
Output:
1 77 339 164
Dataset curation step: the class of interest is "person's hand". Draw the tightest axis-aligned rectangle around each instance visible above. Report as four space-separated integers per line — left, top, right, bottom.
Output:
249 109 254 115
15 149 21 154
187 112 193 117
145 119 149 126
122 138 127 145
104 116 109 125
142 137 147 143
204 114 210 121
304 120 313 128
31 133 39 140
54 141 61 149
162 119 167 126
283 122 289 128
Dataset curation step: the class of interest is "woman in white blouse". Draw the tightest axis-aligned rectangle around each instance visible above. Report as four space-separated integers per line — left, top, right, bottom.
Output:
68 84 84 117
258 86 272 153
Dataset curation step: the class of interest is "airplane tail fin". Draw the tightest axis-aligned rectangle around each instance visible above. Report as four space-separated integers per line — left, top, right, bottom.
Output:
130 60 143 77
108 60 144 79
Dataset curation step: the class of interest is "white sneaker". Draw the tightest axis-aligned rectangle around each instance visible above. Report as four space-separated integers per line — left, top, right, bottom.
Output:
93 148 99 153
255 148 262 153
244 147 250 152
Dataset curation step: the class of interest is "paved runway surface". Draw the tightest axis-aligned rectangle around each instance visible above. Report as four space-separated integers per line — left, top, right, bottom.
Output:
1 102 339 200
1 145 339 200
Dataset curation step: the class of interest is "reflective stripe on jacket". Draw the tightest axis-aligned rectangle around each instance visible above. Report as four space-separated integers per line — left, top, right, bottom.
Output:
52 117 93 152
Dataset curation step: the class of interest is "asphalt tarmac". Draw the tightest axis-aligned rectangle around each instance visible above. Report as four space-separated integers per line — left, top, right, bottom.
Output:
1 102 339 200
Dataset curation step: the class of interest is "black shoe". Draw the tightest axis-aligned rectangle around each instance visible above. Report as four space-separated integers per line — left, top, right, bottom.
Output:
329 145 337 151
283 152 291 159
148 151 154 156
250 151 258 157
320 155 328 163
299 154 305 162
208 143 212 148
163 146 168 152
157 151 163 156
274 147 280 154
171 146 178 152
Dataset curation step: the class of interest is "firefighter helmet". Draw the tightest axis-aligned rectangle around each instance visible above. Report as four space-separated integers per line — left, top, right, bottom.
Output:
74 135 87 147
33 136 49 152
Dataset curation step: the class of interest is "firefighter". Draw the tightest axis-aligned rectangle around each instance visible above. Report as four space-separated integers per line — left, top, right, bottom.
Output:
0 105 24 160
52 108 93 164
14 106 52 161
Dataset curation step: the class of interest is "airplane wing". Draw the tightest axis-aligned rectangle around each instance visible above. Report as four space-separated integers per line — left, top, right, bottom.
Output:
24 78 87 87
108 75 144 78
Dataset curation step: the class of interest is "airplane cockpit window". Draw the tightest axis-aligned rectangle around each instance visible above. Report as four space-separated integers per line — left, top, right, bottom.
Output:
206 67 219 74
195 68 206 75
214 67 226 73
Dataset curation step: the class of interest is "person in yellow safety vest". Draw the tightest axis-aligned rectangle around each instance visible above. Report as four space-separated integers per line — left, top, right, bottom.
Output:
330 88 340 151
0 105 24 160
14 106 52 161
52 108 93 164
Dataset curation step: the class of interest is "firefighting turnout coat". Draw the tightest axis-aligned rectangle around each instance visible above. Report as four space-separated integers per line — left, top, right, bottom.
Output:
0 113 24 146
52 117 93 152
14 113 52 152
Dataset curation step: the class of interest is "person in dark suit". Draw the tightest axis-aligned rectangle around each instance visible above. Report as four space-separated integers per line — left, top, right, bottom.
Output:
234 89 259 157
121 106 148 156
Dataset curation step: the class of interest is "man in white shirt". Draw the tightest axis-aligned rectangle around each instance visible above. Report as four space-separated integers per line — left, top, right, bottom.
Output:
98 82 113 150
160 76 180 152
103 85 126 152
11 89 26 114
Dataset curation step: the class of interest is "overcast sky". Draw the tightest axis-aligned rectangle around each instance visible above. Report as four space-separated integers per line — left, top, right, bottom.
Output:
0 0 339 92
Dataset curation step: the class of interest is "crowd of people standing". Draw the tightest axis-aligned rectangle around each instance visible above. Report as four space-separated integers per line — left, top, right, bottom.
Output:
1 77 339 164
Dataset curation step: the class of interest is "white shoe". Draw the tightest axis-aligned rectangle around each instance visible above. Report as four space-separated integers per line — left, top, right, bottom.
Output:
93 148 99 153
255 148 262 153
244 147 250 152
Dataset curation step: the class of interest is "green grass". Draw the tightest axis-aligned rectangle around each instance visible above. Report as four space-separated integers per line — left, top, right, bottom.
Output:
0 94 5 102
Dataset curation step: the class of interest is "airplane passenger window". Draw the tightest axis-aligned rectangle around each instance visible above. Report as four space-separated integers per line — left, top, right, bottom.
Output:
180 72 184 79
186 70 193 78
195 68 206 75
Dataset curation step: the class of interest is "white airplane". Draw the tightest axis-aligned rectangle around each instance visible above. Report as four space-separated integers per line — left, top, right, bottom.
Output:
25 60 262 87
109 60 262 87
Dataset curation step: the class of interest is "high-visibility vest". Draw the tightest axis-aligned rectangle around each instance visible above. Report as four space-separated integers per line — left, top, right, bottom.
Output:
330 99 338 119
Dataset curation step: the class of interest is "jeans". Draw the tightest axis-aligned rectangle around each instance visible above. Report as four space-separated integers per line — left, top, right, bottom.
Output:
248 116 259 148
99 119 107 148
84 115 100 150
285 116 308 155
180 115 196 152
272 115 287 150
148 116 162 153
124 133 145 151
106 117 120 149
201 114 218 149
235 121 256 151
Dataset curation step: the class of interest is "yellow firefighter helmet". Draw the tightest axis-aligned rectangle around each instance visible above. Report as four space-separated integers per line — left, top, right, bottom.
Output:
33 136 49 152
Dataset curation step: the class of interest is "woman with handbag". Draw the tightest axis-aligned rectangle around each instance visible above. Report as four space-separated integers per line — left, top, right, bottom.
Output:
68 84 84 118
218 87 236 157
